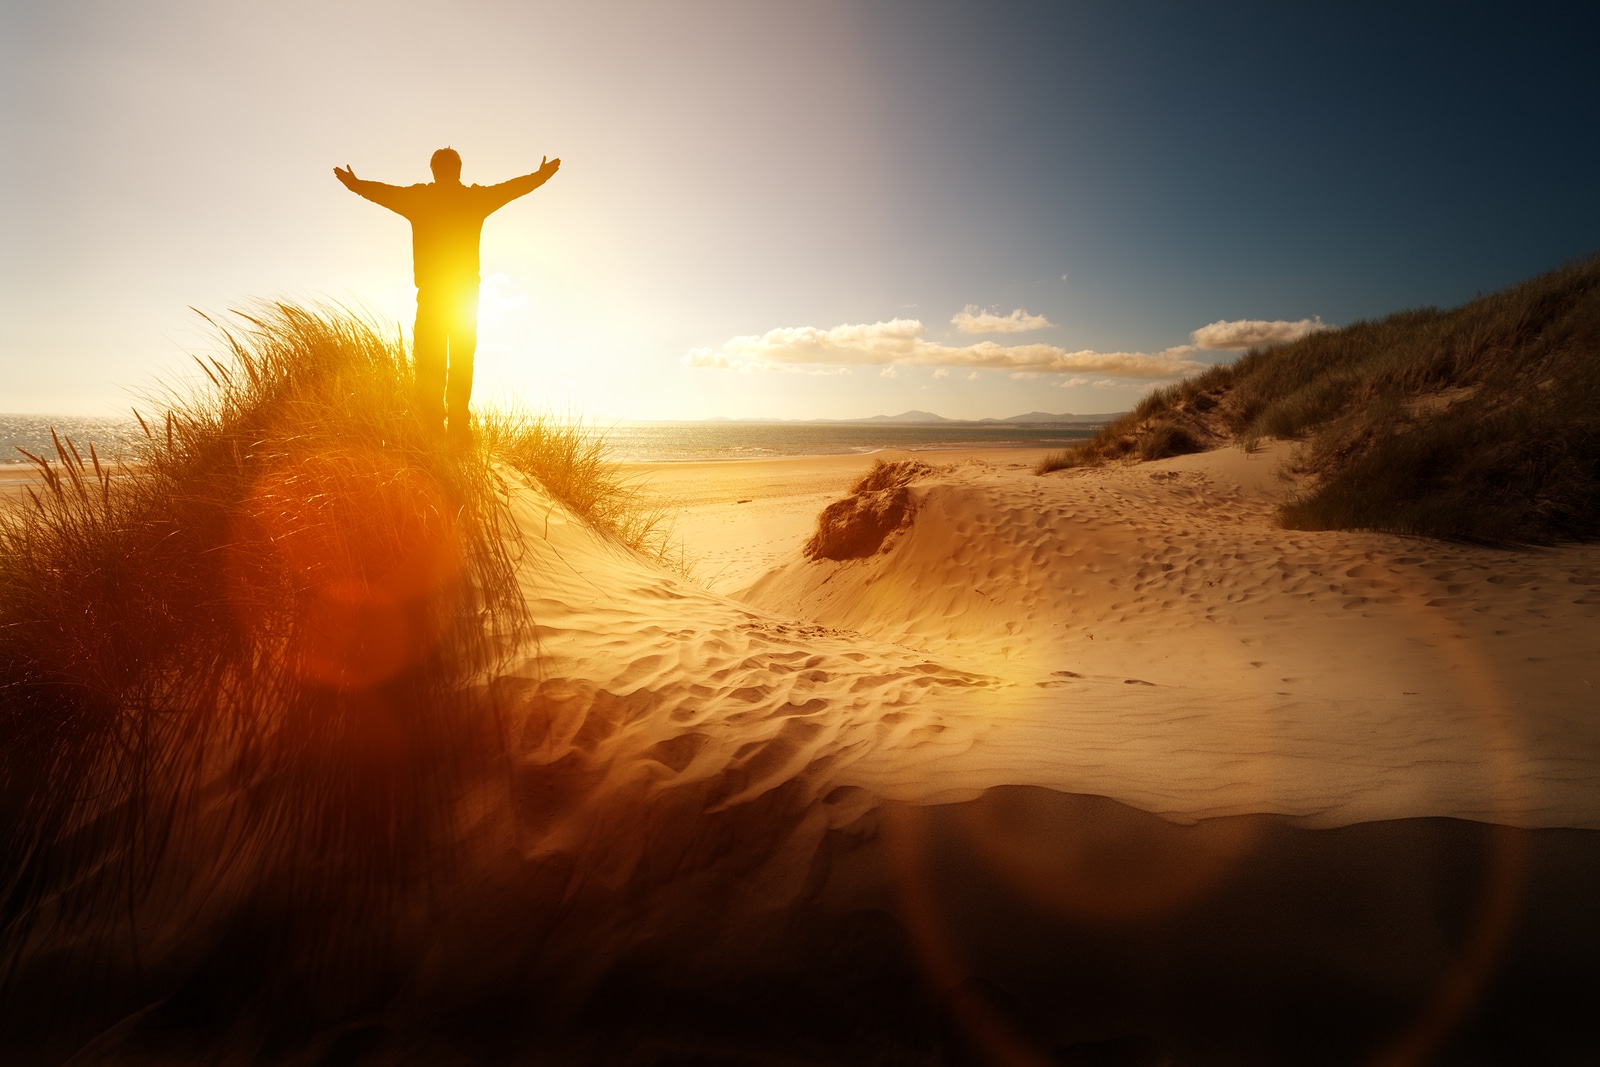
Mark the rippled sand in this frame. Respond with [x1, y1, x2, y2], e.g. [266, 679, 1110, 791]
[16, 442, 1600, 1064]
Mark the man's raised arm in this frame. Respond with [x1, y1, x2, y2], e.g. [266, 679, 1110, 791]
[333, 165, 414, 215]
[482, 156, 562, 213]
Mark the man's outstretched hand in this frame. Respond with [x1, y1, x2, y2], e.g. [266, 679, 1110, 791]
[333, 164, 359, 189]
[537, 155, 561, 180]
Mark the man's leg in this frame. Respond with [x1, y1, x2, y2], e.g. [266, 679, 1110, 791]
[444, 284, 480, 439]
[413, 291, 447, 433]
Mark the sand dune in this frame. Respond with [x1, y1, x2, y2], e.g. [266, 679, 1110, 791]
[11, 443, 1600, 1064]
[618, 452, 904, 593]
[457, 445, 1600, 1060]
[686, 444, 1600, 830]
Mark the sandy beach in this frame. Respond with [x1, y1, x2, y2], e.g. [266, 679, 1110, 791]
[620, 447, 1049, 594]
[558, 443, 1600, 829]
[14, 439, 1596, 826]
[0, 464, 39, 506]
[9, 440, 1600, 1062]
[444, 440, 1600, 1060]
[7, 5, 1599, 1056]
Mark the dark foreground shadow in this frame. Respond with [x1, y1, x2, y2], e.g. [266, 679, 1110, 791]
[5, 788, 1598, 1066]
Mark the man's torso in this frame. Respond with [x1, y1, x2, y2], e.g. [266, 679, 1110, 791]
[393, 183, 499, 290]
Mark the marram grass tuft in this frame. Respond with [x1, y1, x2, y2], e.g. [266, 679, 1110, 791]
[1037, 256, 1600, 544]
[0, 302, 667, 1005]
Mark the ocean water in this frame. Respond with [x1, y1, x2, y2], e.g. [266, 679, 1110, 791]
[0, 414, 144, 465]
[0, 414, 1094, 465]
[598, 422, 1096, 462]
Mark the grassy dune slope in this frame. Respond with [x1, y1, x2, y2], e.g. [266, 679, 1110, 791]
[1039, 257, 1600, 544]
[0, 304, 661, 989]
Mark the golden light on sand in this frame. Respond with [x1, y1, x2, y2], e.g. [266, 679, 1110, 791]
[704, 442, 1584, 1063]
[6, 255, 1600, 1060]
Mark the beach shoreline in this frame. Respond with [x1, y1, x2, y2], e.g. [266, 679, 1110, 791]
[620, 446, 1058, 592]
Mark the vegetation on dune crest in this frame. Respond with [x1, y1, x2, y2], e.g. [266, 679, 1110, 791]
[805, 459, 936, 560]
[0, 303, 666, 999]
[1037, 256, 1600, 544]
[480, 407, 678, 564]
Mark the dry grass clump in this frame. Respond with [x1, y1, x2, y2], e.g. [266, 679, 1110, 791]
[1035, 363, 1233, 474]
[0, 302, 664, 1016]
[805, 459, 935, 560]
[479, 409, 678, 566]
[1039, 256, 1600, 543]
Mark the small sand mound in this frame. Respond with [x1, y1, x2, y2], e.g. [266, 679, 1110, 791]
[804, 459, 935, 560]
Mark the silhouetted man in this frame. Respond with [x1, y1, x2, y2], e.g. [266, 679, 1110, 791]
[335, 148, 560, 438]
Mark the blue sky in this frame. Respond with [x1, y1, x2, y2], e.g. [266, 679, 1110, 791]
[2, 0, 1596, 419]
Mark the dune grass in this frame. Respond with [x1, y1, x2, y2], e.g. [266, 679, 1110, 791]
[804, 459, 935, 560]
[1037, 256, 1600, 544]
[0, 302, 668, 989]
[1033, 362, 1232, 475]
[479, 407, 679, 565]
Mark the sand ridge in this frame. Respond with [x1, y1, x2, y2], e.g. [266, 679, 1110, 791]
[13, 443, 1591, 829]
[486, 465, 1002, 862]
[10, 448, 1600, 1063]
[619, 448, 1051, 593]
[711, 444, 1600, 828]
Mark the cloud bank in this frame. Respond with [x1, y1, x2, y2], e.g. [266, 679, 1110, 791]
[1191, 316, 1330, 350]
[687, 318, 1204, 379]
[950, 305, 1053, 333]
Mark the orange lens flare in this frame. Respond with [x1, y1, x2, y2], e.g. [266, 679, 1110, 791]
[229, 446, 465, 690]
[947, 788, 1260, 924]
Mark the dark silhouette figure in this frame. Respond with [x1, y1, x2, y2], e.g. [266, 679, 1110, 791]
[335, 148, 560, 437]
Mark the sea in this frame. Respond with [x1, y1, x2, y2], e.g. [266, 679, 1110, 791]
[0, 414, 1096, 466]
[598, 422, 1096, 462]
[0, 414, 146, 465]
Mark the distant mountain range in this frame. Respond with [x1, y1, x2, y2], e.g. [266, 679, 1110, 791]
[692, 410, 1123, 427]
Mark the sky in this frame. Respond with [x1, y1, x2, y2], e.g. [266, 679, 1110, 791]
[3, 0, 1598, 421]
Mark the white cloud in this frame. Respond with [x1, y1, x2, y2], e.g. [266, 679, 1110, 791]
[880, 365, 899, 378]
[1055, 377, 1090, 388]
[966, 371, 980, 381]
[685, 347, 729, 369]
[951, 305, 1053, 334]
[688, 318, 1204, 380]
[1191, 316, 1330, 350]
[932, 368, 950, 379]
[1010, 371, 1039, 380]
[685, 345, 850, 375]
[1092, 379, 1121, 389]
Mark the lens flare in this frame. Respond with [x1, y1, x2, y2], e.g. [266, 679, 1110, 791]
[230, 446, 465, 690]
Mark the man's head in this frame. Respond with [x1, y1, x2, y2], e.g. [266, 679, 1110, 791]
[430, 148, 462, 184]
